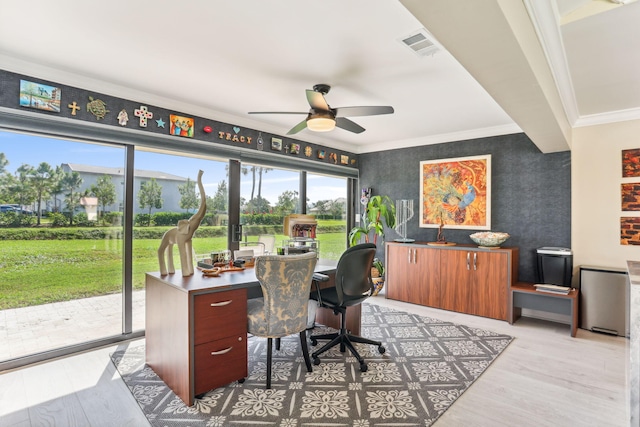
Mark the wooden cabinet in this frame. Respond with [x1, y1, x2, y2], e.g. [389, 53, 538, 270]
[385, 244, 440, 307]
[145, 273, 247, 406]
[193, 290, 247, 396]
[386, 243, 517, 321]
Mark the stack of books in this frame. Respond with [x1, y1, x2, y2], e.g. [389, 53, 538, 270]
[534, 284, 572, 295]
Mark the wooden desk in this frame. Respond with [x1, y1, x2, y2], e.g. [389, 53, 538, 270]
[145, 263, 346, 406]
[510, 282, 579, 337]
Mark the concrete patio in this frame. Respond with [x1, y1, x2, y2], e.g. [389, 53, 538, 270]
[0, 291, 146, 361]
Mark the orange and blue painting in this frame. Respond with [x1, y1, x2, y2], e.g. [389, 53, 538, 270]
[420, 155, 491, 229]
[622, 149, 640, 177]
[169, 114, 194, 138]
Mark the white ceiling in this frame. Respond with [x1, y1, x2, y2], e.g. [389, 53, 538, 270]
[0, 0, 638, 154]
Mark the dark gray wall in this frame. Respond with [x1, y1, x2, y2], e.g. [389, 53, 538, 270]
[359, 133, 571, 283]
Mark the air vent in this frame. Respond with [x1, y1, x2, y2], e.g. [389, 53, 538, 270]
[399, 29, 439, 58]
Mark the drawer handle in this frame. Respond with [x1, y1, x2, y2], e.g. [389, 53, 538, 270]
[211, 347, 233, 356]
[210, 300, 233, 307]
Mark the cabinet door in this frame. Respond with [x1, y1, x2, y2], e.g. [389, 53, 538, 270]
[414, 247, 440, 307]
[439, 250, 473, 314]
[471, 251, 508, 320]
[386, 245, 414, 302]
[386, 245, 440, 307]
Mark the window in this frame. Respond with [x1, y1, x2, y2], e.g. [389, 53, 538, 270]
[0, 131, 126, 361]
[306, 173, 348, 260]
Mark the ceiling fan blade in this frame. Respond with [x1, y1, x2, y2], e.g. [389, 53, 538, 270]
[248, 111, 307, 115]
[306, 90, 330, 110]
[287, 118, 308, 135]
[334, 106, 394, 117]
[335, 117, 365, 134]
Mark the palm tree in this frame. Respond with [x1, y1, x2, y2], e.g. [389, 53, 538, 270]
[257, 167, 273, 200]
[60, 171, 83, 225]
[29, 162, 55, 225]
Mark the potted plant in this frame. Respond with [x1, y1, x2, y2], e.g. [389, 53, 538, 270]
[349, 194, 396, 295]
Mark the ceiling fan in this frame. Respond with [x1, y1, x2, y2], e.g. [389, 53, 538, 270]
[248, 84, 394, 135]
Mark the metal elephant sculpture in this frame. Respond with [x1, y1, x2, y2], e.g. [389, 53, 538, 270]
[158, 170, 206, 276]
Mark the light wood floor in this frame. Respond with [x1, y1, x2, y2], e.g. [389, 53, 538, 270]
[0, 296, 629, 427]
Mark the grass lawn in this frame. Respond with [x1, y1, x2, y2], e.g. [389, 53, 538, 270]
[0, 231, 347, 310]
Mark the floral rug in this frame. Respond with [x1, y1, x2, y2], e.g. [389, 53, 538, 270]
[111, 303, 513, 426]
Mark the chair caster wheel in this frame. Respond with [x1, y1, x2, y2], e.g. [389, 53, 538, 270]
[238, 378, 245, 384]
[313, 357, 321, 366]
[378, 346, 386, 354]
[311, 338, 317, 346]
[360, 363, 368, 372]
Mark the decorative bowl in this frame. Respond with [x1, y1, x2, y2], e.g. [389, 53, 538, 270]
[469, 232, 510, 247]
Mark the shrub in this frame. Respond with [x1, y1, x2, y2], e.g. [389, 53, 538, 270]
[49, 212, 69, 227]
[102, 211, 123, 226]
[152, 211, 192, 226]
[134, 214, 153, 227]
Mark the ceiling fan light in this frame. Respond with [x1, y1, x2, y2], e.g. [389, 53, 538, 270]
[307, 117, 335, 132]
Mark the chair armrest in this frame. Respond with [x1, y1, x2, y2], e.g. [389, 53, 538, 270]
[313, 273, 330, 282]
[311, 273, 330, 306]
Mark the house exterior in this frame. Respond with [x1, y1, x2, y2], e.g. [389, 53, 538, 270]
[61, 163, 188, 215]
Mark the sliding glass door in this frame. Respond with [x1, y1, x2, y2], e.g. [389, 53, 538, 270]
[0, 131, 127, 362]
[131, 149, 229, 330]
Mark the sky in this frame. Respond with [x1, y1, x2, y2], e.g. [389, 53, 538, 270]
[0, 130, 346, 205]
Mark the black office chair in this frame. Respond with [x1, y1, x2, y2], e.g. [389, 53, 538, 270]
[309, 243, 386, 372]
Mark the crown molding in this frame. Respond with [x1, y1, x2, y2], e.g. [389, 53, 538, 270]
[574, 107, 640, 127]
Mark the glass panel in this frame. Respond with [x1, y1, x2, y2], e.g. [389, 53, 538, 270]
[0, 131, 125, 361]
[240, 164, 300, 256]
[306, 173, 347, 261]
[132, 149, 228, 330]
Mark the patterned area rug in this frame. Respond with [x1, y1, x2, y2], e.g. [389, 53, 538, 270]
[111, 303, 513, 426]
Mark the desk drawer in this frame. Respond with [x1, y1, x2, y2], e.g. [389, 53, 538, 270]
[194, 334, 247, 395]
[194, 289, 247, 345]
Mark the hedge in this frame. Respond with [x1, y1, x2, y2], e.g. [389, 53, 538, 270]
[0, 223, 345, 240]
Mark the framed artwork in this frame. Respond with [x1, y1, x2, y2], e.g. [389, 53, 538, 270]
[271, 137, 282, 151]
[317, 149, 325, 159]
[621, 217, 640, 245]
[290, 143, 300, 154]
[623, 149, 640, 177]
[169, 114, 194, 137]
[19, 80, 61, 112]
[622, 183, 640, 211]
[420, 154, 491, 229]
[340, 155, 349, 165]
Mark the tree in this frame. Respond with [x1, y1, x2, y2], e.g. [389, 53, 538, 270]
[275, 190, 298, 215]
[328, 199, 345, 219]
[29, 162, 56, 225]
[60, 171, 83, 225]
[256, 167, 273, 199]
[49, 165, 66, 212]
[178, 177, 198, 213]
[313, 200, 330, 216]
[211, 180, 228, 213]
[138, 178, 163, 226]
[90, 174, 117, 223]
[245, 196, 271, 214]
[8, 164, 37, 210]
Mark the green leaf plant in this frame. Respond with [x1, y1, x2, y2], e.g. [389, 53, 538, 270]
[348, 194, 396, 248]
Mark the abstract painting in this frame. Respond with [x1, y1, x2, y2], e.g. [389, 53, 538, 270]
[420, 155, 491, 229]
[621, 217, 640, 245]
[623, 149, 640, 177]
[622, 183, 640, 211]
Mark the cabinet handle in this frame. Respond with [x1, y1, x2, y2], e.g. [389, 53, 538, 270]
[466, 252, 470, 270]
[473, 252, 477, 271]
[413, 248, 417, 264]
[210, 300, 233, 307]
[211, 347, 233, 356]
[408, 249, 412, 264]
